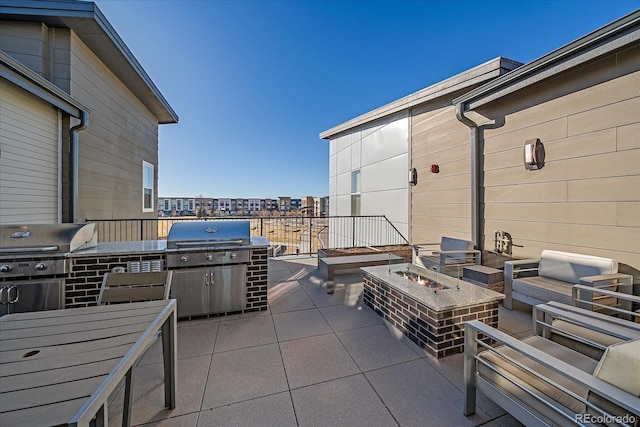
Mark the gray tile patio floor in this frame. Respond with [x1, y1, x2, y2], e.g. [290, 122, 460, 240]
[108, 256, 533, 426]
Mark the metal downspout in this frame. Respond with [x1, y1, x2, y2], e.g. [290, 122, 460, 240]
[69, 111, 88, 223]
[455, 103, 481, 249]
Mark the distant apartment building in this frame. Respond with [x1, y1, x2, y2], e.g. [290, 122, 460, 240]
[159, 196, 318, 217]
[301, 196, 328, 216]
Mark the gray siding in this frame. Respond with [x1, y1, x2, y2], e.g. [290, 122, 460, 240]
[477, 44, 640, 268]
[410, 99, 472, 245]
[1, 81, 60, 223]
[69, 33, 159, 221]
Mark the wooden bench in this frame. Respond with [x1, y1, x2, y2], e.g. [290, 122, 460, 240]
[318, 253, 405, 293]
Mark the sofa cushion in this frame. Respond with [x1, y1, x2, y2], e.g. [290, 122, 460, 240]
[586, 339, 640, 426]
[538, 250, 617, 284]
[594, 338, 640, 397]
[550, 319, 626, 360]
[513, 276, 574, 305]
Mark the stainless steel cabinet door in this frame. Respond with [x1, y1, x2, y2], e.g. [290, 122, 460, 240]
[171, 268, 209, 318]
[0, 279, 63, 316]
[210, 265, 246, 314]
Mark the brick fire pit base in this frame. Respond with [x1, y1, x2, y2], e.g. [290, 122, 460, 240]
[362, 264, 504, 358]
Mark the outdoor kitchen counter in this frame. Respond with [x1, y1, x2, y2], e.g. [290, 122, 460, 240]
[68, 240, 167, 257]
[361, 263, 504, 311]
[69, 236, 269, 258]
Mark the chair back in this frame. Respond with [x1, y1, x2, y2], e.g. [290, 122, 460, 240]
[97, 270, 173, 305]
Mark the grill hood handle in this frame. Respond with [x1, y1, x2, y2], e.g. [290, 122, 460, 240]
[0, 246, 59, 254]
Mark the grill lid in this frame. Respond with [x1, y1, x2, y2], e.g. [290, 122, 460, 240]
[166, 221, 250, 249]
[0, 223, 97, 255]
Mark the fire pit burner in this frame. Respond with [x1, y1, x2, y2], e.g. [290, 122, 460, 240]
[395, 270, 450, 291]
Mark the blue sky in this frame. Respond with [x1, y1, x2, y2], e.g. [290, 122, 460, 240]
[94, 0, 639, 199]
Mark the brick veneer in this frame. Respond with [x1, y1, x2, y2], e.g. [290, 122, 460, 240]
[66, 247, 269, 313]
[66, 254, 165, 308]
[363, 273, 499, 358]
[246, 246, 268, 312]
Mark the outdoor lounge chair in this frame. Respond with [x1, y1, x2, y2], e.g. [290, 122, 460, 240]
[414, 236, 480, 277]
[98, 270, 173, 426]
[533, 286, 640, 359]
[464, 318, 640, 426]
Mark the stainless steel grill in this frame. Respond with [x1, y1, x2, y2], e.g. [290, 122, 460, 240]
[0, 223, 97, 315]
[0, 223, 96, 277]
[165, 221, 251, 317]
[166, 221, 251, 268]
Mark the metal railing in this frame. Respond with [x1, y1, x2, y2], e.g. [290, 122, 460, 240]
[86, 215, 409, 256]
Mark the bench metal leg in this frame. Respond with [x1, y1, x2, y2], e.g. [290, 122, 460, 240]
[122, 367, 133, 427]
[463, 324, 478, 416]
[162, 311, 177, 409]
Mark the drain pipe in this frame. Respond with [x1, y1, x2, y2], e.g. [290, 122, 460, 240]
[69, 111, 89, 223]
[455, 103, 482, 249]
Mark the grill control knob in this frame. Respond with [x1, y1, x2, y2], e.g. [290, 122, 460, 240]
[0, 264, 13, 273]
[35, 262, 48, 271]
[205, 254, 214, 261]
[180, 255, 189, 263]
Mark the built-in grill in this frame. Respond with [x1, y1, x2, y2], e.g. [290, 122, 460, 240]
[166, 221, 251, 318]
[0, 223, 97, 315]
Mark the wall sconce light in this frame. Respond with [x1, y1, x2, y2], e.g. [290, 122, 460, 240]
[430, 164, 439, 174]
[524, 138, 545, 170]
[409, 168, 418, 185]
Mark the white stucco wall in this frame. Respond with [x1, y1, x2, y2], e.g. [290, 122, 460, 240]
[329, 111, 409, 247]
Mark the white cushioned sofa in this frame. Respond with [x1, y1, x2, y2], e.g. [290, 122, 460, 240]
[504, 250, 633, 311]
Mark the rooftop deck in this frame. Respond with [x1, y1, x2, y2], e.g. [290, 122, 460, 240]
[107, 256, 531, 426]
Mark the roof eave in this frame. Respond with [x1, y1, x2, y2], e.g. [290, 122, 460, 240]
[0, 0, 178, 124]
[453, 9, 640, 111]
[1, 49, 90, 118]
[319, 56, 522, 140]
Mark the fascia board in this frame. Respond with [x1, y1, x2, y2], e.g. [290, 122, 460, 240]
[319, 56, 521, 140]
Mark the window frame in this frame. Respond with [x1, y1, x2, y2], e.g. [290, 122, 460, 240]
[142, 161, 154, 213]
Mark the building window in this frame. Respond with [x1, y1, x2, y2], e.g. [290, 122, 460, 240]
[351, 170, 361, 193]
[163, 199, 170, 211]
[142, 161, 154, 212]
[351, 169, 361, 216]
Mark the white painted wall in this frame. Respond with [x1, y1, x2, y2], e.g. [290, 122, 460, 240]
[328, 111, 409, 247]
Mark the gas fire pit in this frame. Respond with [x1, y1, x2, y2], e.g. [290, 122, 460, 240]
[395, 270, 449, 291]
[362, 263, 504, 358]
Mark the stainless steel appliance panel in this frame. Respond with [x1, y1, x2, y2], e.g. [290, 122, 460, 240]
[210, 265, 246, 314]
[166, 249, 250, 268]
[170, 268, 210, 318]
[0, 278, 64, 316]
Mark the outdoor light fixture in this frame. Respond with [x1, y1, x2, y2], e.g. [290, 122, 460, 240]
[430, 164, 440, 174]
[524, 138, 545, 170]
[409, 168, 418, 185]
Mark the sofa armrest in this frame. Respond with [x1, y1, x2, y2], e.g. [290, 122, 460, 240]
[579, 273, 633, 290]
[533, 302, 640, 355]
[503, 259, 540, 310]
[572, 283, 639, 321]
[439, 249, 481, 264]
[464, 320, 640, 420]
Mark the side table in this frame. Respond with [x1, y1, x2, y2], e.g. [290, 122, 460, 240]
[463, 265, 504, 293]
